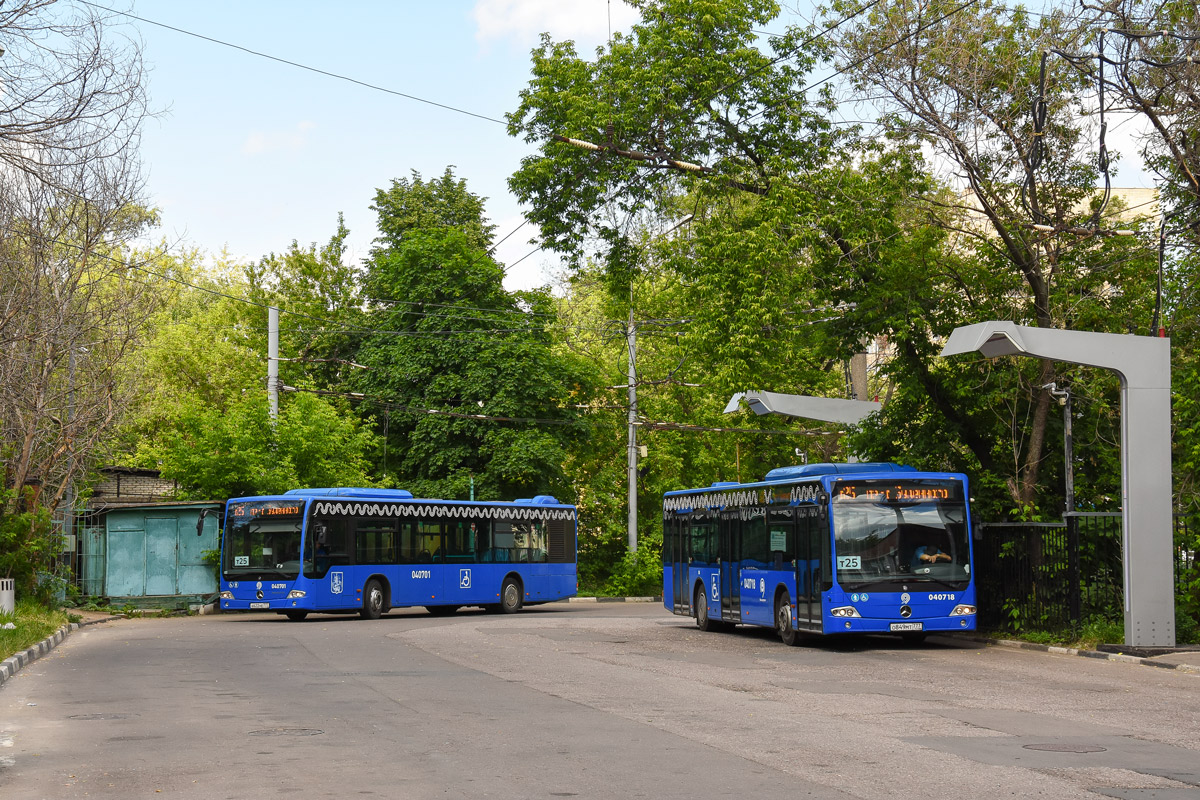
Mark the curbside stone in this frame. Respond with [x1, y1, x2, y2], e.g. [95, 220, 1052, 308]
[568, 596, 663, 603]
[965, 635, 1200, 675]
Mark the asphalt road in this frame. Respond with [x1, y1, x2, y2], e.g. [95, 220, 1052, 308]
[1, 603, 1198, 799]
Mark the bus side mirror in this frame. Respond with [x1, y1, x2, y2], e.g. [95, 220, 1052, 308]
[196, 508, 211, 537]
[816, 495, 829, 521]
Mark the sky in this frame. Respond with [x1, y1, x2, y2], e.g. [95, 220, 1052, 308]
[128, 0, 641, 291]
[123, 1, 1153, 292]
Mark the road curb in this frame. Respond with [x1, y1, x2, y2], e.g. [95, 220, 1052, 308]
[0, 615, 119, 688]
[568, 596, 662, 603]
[968, 635, 1200, 675]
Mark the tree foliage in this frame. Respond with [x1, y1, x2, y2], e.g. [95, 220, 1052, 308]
[1, 1, 153, 521]
[354, 169, 600, 501]
[506, 0, 1169, 525]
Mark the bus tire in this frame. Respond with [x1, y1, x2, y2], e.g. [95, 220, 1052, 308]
[425, 605, 458, 616]
[694, 584, 716, 632]
[285, 610, 308, 622]
[500, 577, 523, 614]
[360, 579, 385, 620]
[776, 592, 800, 646]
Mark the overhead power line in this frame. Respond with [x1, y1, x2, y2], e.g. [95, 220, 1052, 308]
[286, 386, 830, 436]
[81, 1, 507, 126]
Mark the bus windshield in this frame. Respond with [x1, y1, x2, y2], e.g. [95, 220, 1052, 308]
[224, 500, 305, 580]
[830, 479, 970, 589]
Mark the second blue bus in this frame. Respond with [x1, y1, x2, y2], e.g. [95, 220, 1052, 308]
[662, 462, 977, 644]
[219, 488, 577, 620]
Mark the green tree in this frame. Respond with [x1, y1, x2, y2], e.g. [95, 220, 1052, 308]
[246, 215, 367, 393]
[355, 169, 599, 501]
[822, 0, 1160, 515]
[120, 226, 381, 501]
[154, 392, 379, 500]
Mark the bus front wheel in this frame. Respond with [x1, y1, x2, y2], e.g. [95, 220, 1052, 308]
[285, 610, 308, 622]
[360, 579, 385, 620]
[775, 592, 800, 647]
[694, 585, 717, 632]
[500, 578, 523, 614]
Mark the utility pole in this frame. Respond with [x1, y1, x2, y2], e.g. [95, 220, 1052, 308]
[626, 308, 638, 553]
[268, 306, 279, 420]
[1045, 383, 1074, 514]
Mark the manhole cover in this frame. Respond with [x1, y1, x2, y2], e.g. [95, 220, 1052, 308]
[247, 728, 324, 737]
[1023, 743, 1107, 753]
[67, 713, 136, 720]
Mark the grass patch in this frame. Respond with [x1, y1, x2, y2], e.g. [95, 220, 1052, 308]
[0, 598, 68, 662]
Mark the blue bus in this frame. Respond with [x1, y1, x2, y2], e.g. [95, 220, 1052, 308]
[219, 488, 577, 620]
[662, 463, 976, 644]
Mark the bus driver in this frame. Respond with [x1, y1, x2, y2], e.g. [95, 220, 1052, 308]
[913, 544, 951, 568]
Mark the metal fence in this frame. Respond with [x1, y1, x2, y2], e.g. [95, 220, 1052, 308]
[975, 513, 1197, 632]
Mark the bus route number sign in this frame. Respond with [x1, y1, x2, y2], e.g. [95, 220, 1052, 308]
[837, 555, 861, 570]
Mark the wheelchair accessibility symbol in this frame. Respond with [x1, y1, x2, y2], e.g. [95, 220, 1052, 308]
[460, 569, 471, 589]
[710, 574, 719, 602]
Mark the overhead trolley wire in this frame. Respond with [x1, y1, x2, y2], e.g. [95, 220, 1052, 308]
[81, 1, 508, 126]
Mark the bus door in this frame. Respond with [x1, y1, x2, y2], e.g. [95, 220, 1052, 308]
[687, 511, 711, 614]
[767, 508, 794, 620]
[796, 506, 822, 629]
[393, 520, 443, 606]
[669, 514, 688, 613]
[719, 511, 740, 623]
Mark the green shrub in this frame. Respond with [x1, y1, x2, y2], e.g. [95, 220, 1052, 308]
[602, 537, 663, 597]
[1176, 599, 1200, 645]
[0, 489, 57, 599]
[0, 598, 68, 662]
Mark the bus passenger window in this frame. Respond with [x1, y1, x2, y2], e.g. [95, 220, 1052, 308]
[443, 521, 474, 561]
[493, 522, 515, 562]
[398, 521, 421, 563]
[305, 519, 348, 578]
[528, 521, 548, 563]
[741, 512, 768, 568]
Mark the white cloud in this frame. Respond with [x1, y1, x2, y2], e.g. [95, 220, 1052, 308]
[472, 0, 640, 49]
[241, 120, 316, 156]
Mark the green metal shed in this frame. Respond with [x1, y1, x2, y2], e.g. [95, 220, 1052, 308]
[80, 502, 222, 604]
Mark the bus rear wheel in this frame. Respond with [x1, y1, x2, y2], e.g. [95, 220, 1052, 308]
[500, 578, 523, 614]
[284, 610, 308, 622]
[694, 585, 717, 632]
[360, 579, 385, 620]
[775, 592, 800, 646]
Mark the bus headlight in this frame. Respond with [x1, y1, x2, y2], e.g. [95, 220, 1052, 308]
[949, 604, 976, 616]
[830, 606, 861, 618]
[219, 591, 233, 599]
[287, 590, 306, 598]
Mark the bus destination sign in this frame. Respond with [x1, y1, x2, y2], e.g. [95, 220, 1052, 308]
[834, 481, 960, 502]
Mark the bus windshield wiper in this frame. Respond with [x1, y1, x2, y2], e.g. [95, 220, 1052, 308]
[845, 578, 908, 591]
[912, 576, 966, 590]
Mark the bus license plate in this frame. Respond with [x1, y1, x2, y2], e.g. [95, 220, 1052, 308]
[249, 602, 269, 609]
[890, 622, 923, 632]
